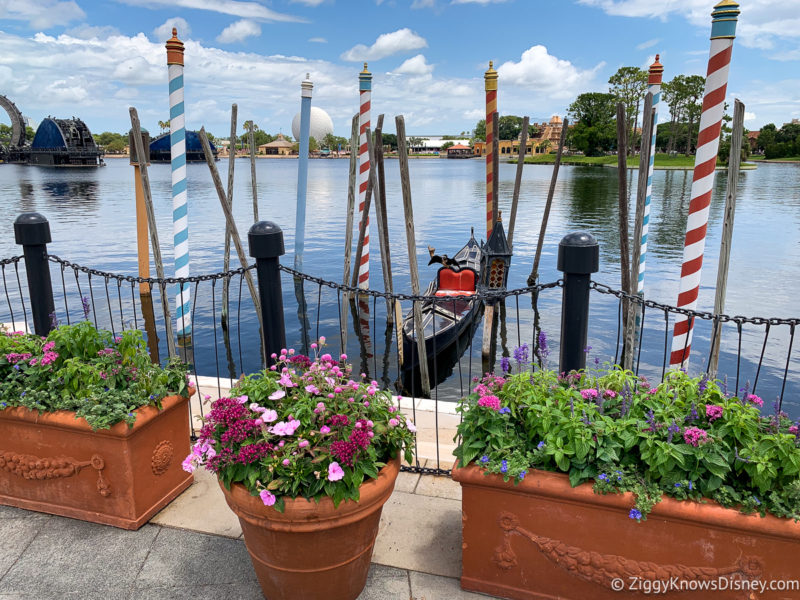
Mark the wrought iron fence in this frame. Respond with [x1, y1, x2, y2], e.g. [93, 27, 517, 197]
[2, 212, 799, 475]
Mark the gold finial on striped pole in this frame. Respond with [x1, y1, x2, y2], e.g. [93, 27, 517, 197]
[166, 28, 184, 66]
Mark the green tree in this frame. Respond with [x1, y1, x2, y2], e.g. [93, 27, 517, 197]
[381, 133, 397, 151]
[567, 92, 617, 156]
[106, 138, 127, 153]
[25, 126, 35, 142]
[158, 120, 170, 134]
[473, 119, 486, 142]
[407, 136, 425, 151]
[757, 123, 777, 152]
[0, 123, 12, 143]
[322, 132, 337, 151]
[681, 75, 705, 155]
[608, 66, 648, 153]
[441, 141, 454, 151]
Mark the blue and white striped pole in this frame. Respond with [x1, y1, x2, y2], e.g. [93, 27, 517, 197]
[166, 28, 191, 340]
[638, 54, 663, 295]
[294, 74, 312, 273]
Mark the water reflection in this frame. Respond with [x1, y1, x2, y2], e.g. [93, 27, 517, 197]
[41, 180, 99, 208]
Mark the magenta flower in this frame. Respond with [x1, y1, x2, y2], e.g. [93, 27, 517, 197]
[478, 395, 501, 410]
[580, 389, 598, 400]
[684, 427, 709, 447]
[706, 405, 724, 421]
[259, 489, 276, 506]
[648, 388, 658, 395]
[181, 455, 196, 473]
[320, 425, 331, 434]
[746, 394, 764, 408]
[328, 461, 345, 481]
[389, 418, 399, 427]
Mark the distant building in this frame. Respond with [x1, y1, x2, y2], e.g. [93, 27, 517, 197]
[407, 136, 471, 153]
[149, 131, 216, 162]
[446, 144, 473, 159]
[473, 115, 567, 157]
[747, 130, 760, 152]
[29, 117, 104, 166]
[259, 134, 294, 156]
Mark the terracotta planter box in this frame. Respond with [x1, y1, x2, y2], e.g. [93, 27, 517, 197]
[219, 456, 400, 600]
[453, 463, 800, 600]
[0, 394, 193, 529]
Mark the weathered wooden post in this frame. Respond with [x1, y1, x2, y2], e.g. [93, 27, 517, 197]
[396, 115, 431, 398]
[507, 115, 529, 249]
[709, 98, 745, 374]
[129, 128, 151, 295]
[294, 74, 313, 273]
[222, 103, 237, 329]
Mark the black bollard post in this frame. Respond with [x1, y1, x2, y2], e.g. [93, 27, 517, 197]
[248, 221, 286, 367]
[558, 232, 599, 374]
[14, 213, 56, 336]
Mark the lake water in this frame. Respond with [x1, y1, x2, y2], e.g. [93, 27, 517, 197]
[1, 157, 798, 411]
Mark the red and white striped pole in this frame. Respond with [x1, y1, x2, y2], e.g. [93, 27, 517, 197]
[357, 64, 374, 365]
[484, 61, 498, 240]
[357, 63, 372, 290]
[670, 0, 740, 369]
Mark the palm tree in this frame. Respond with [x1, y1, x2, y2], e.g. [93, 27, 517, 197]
[158, 120, 170, 134]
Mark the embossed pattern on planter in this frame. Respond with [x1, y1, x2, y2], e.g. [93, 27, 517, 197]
[0, 450, 111, 496]
[493, 511, 763, 590]
[150, 441, 174, 476]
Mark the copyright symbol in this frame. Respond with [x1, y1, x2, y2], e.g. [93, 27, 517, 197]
[611, 578, 625, 591]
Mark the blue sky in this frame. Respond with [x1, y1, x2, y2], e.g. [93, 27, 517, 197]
[1, 0, 799, 138]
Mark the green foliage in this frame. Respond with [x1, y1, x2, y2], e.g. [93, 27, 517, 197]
[189, 343, 416, 510]
[761, 122, 800, 159]
[567, 92, 617, 156]
[608, 66, 647, 150]
[455, 366, 800, 522]
[0, 322, 188, 430]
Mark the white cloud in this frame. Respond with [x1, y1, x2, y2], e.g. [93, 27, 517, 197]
[1, 0, 85, 29]
[217, 19, 261, 43]
[66, 24, 121, 40]
[412, 0, 436, 6]
[391, 54, 433, 76]
[340, 28, 427, 62]
[636, 38, 659, 50]
[496, 45, 603, 100]
[463, 108, 483, 120]
[291, 0, 325, 4]
[115, 0, 306, 22]
[578, 0, 800, 52]
[770, 48, 800, 61]
[153, 18, 191, 42]
[744, 111, 756, 121]
[308, 37, 327, 43]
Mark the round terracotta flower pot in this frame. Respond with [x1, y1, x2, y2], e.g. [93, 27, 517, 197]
[219, 455, 400, 600]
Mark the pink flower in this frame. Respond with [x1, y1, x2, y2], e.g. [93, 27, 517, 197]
[706, 405, 724, 421]
[340, 354, 347, 361]
[181, 455, 196, 473]
[747, 394, 764, 408]
[389, 418, 399, 427]
[648, 388, 658, 395]
[262, 409, 278, 423]
[684, 427, 709, 447]
[478, 395, 501, 410]
[299, 440, 309, 448]
[282, 458, 290, 466]
[604, 390, 617, 398]
[579, 389, 598, 400]
[407, 420, 416, 433]
[320, 425, 331, 434]
[269, 390, 286, 400]
[236, 395, 249, 404]
[789, 425, 798, 435]
[259, 489, 276, 506]
[271, 419, 301, 436]
[305, 384, 320, 395]
[328, 462, 345, 481]
[278, 372, 295, 387]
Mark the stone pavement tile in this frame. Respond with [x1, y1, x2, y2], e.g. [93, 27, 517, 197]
[129, 583, 264, 600]
[0, 517, 159, 599]
[372, 490, 462, 579]
[394, 470, 421, 494]
[0, 516, 49, 580]
[357, 564, 411, 600]
[151, 467, 242, 539]
[410, 572, 501, 600]
[414, 473, 462, 501]
[134, 527, 256, 588]
[0, 506, 49, 520]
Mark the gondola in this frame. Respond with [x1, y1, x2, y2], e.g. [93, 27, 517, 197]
[400, 231, 484, 382]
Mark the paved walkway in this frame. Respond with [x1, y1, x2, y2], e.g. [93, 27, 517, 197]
[0, 378, 500, 599]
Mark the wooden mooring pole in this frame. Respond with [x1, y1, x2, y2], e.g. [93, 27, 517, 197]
[129, 107, 176, 358]
[222, 104, 238, 329]
[248, 122, 258, 222]
[507, 116, 529, 249]
[709, 99, 745, 375]
[372, 115, 395, 323]
[626, 93, 655, 370]
[396, 115, 431, 398]
[528, 118, 568, 286]
[341, 114, 359, 349]
[615, 103, 633, 367]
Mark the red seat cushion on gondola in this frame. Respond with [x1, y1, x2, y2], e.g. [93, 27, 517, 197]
[436, 268, 476, 297]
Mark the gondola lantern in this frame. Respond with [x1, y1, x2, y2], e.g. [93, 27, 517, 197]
[480, 213, 512, 295]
